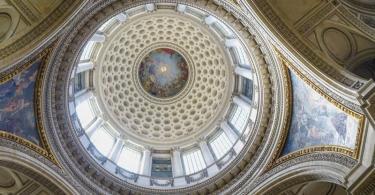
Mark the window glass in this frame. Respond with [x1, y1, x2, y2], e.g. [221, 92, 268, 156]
[117, 147, 142, 173]
[90, 126, 115, 156]
[76, 99, 95, 128]
[229, 105, 250, 133]
[210, 132, 232, 159]
[80, 41, 95, 61]
[182, 149, 206, 175]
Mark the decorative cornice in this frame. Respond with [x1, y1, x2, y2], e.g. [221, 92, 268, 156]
[354, 170, 375, 195]
[336, 4, 375, 41]
[248, 0, 365, 89]
[0, 160, 65, 194]
[0, 0, 83, 70]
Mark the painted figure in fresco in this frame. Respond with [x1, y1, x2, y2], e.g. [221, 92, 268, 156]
[139, 48, 189, 98]
[0, 99, 31, 114]
[331, 113, 348, 141]
[282, 72, 359, 155]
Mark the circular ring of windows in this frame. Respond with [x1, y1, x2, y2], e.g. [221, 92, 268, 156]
[68, 2, 258, 189]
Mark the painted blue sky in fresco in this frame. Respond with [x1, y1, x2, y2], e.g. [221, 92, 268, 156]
[0, 61, 41, 145]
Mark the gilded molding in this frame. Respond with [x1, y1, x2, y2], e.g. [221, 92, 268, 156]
[0, 45, 59, 166]
[265, 50, 292, 171]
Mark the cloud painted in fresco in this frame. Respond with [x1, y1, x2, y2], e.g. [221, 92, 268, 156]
[0, 61, 41, 145]
[282, 71, 359, 155]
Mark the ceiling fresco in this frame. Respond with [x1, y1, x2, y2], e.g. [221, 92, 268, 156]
[138, 48, 189, 98]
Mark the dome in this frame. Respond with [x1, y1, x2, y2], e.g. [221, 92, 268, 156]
[67, 2, 260, 189]
[91, 10, 234, 148]
[1, 0, 374, 194]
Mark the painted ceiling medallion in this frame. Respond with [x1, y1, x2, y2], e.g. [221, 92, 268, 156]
[138, 48, 189, 98]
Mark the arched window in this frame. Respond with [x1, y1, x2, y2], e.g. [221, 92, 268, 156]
[90, 126, 116, 156]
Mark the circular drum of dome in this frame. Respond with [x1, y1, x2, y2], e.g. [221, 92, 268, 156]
[45, 1, 278, 194]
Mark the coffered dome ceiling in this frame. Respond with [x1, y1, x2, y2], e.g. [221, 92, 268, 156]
[95, 10, 233, 147]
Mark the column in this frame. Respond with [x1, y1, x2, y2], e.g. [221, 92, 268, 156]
[198, 139, 215, 165]
[85, 118, 103, 137]
[140, 148, 151, 176]
[172, 148, 184, 177]
[358, 81, 375, 127]
[177, 4, 187, 13]
[198, 139, 219, 174]
[91, 33, 105, 42]
[233, 96, 251, 110]
[220, 121, 239, 144]
[108, 139, 123, 162]
[77, 61, 94, 73]
[204, 15, 216, 25]
[225, 38, 240, 48]
[145, 3, 155, 12]
[75, 90, 93, 105]
[115, 13, 127, 22]
[235, 66, 252, 80]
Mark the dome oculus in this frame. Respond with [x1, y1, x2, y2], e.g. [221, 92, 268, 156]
[138, 48, 189, 98]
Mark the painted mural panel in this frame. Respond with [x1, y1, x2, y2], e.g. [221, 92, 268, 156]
[139, 48, 189, 98]
[282, 71, 359, 155]
[0, 61, 41, 145]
